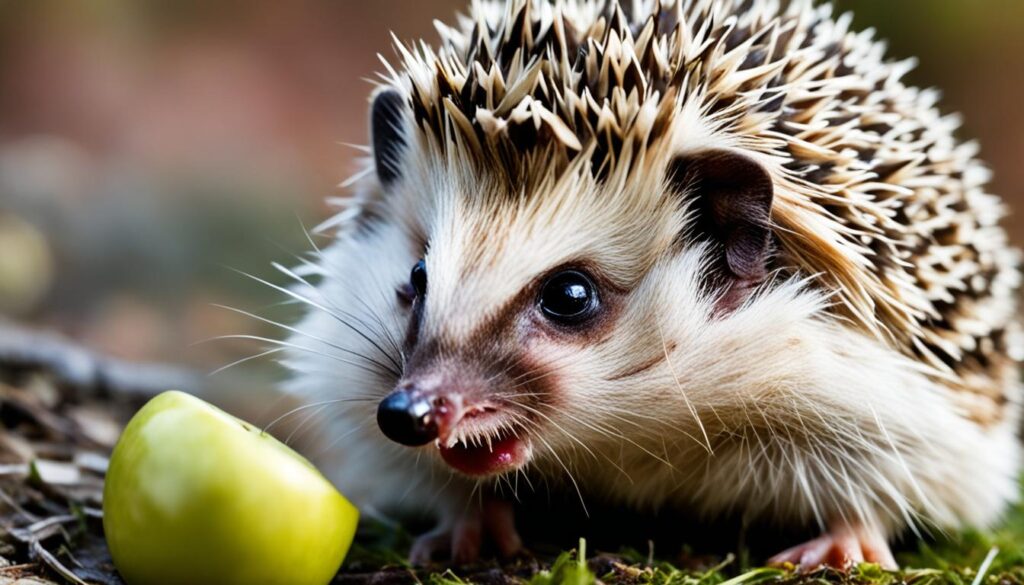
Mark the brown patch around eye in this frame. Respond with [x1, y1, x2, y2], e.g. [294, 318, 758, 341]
[409, 260, 627, 364]
[528, 263, 624, 346]
[460, 262, 624, 349]
[502, 352, 560, 409]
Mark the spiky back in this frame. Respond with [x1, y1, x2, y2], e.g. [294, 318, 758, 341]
[379, 0, 1021, 423]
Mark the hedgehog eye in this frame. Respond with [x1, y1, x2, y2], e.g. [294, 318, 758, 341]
[539, 270, 599, 325]
[410, 259, 427, 297]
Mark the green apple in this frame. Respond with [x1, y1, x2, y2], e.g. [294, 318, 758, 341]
[103, 391, 358, 585]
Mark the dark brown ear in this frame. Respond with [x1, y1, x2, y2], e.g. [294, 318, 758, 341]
[371, 89, 408, 186]
[669, 149, 774, 286]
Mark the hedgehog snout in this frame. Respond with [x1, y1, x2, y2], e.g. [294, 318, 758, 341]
[376, 375, 472, 446]
[376, 384, 440, 446]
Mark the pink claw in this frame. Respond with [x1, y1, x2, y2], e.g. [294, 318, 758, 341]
[768, 523, 897, 571]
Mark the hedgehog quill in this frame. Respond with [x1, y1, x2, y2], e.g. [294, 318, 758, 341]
[280, 0, 1022, 570]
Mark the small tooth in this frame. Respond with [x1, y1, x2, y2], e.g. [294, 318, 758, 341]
[486, 435, 493, 452]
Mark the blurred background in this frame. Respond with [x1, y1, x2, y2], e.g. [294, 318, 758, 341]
[0, 0, 1022, 399]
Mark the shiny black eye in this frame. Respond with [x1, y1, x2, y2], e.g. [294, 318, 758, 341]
[539, 270, 599, 325]
[410, 259, 427, 297]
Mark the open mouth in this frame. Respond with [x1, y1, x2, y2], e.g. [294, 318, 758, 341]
[435, 408, 531, 477]
[438, 432, 530, 476]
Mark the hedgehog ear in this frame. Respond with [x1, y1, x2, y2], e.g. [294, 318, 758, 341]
[669, 149, 774, 286]
[371, 89, 409, 187]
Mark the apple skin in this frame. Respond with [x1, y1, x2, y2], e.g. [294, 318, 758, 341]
[103, 391, 358, 585]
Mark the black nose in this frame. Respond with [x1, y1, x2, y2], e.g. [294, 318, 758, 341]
[376, 389, 437, 446]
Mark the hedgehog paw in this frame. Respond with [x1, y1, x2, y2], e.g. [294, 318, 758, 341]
[481, 499, 522, 558]
[409, 513, 481, 566]
[409, 524, 448, 566]
[409, 499, 521, 565]
[768, 523, 896, 571]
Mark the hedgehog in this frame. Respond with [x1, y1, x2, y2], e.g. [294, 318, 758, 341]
[277, 0, 1023, 569]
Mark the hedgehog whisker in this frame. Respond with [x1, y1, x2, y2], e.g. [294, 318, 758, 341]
[260, 228, 405, 370]
[294, 221, 408, 368]
[279, 248, 406, 370]
[270, 262, 404, 374]
[659, 324, 713, 455]
[262, 397, 377, 435]
[510, 401, 606, 467]
[532, 432, 588, 517]
[204, 334, 393, 380]
[505, 357, 579, 391]
[286, 367, 395, 390]
[355, 291, 406, 365]
[229, 266, 403, 375]
[212, 303, 401, 378]
[541, 402, 675, 473]
[505, 352, 578, 385]
[284, 403, 332, 446]
[209, 347, 286, 376]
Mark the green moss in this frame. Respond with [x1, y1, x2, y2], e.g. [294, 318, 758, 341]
[346, 478, 1024, 585]
[528, 539, 596, 585]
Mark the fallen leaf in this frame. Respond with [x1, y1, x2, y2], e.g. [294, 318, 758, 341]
[29, 461, 80, 487]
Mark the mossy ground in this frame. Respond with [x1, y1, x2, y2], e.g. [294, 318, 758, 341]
[342, 478, 1024, 584]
